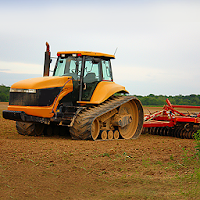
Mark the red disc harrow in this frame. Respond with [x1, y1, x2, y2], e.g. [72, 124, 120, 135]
[143, 99, 200, 139]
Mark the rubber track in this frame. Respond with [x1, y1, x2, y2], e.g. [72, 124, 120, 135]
[69, 95, 142, 140]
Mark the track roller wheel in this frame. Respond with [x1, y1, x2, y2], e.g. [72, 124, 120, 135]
[16, 121, 44, 136]
[114, 130, 119, 139]
[108, 130, 113, 140]
[101, 130, 107, 140]
[118, 101, 138, 139]
[91, 119, 100, 140]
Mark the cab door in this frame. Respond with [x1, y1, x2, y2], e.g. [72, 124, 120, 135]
[81, 57, 101, 101]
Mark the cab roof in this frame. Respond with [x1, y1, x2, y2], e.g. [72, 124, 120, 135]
[57, 51, 115, 59]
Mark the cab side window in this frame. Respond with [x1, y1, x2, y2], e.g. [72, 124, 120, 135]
[102, 60, 112, 81]
[84, 60, 100, 83]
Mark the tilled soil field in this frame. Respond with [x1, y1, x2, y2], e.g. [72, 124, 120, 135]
[0, 102, 199, 200]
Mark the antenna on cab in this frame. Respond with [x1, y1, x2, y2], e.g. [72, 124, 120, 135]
[114, 47, 118, 56]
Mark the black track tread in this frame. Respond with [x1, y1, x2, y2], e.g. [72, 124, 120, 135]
[69, 96, 143, 140]
[16, 121, 44, 136]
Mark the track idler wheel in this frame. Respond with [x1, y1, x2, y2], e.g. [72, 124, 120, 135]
[118, 100, 143, 139]
[16, 121, 44, 136]
[91, 119, 100, 140]
[108, 130, 114, 140]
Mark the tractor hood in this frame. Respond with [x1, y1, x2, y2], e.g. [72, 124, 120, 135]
[11, 76, 72, 90]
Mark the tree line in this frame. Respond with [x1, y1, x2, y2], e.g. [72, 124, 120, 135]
[0, 85, 10, 102]
[135, 94, 200, 106]
[0, 84, 200, 106]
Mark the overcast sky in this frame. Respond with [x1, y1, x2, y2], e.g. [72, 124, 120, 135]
[0, 0, 200, 96]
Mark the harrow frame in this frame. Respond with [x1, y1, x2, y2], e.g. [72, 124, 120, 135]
[143, 99, 200, 139]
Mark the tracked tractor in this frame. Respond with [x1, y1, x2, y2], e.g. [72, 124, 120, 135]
[3, 43, 143, 140]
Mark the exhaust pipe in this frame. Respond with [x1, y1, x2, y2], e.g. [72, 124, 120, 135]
[43, 42, 51, 76]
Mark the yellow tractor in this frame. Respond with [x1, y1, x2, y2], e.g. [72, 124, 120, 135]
[3, 43, 143, 140]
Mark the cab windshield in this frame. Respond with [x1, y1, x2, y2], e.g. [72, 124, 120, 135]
[53, 55, 113, 82]
[54, 56, 82, 80]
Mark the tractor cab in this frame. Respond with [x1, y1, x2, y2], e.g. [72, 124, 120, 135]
[53, 51, 115, 103]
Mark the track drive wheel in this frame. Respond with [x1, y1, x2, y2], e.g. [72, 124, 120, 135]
[118, 101, 138, 139]
[16, 121, 44, 136]
[91, 119, 100, 140]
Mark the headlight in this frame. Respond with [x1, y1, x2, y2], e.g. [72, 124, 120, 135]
[10, 88, 36, 93]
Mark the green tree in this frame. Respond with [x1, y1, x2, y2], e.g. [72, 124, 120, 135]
[0, 84, 10, 102]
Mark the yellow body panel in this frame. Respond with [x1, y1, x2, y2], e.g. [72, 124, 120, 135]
[57, 51, 115, 59]
[8, 76, 73, 118]
[11, 76, 72, 89]
[8, 105, 55, 118]
[78, 81, 129, 104]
